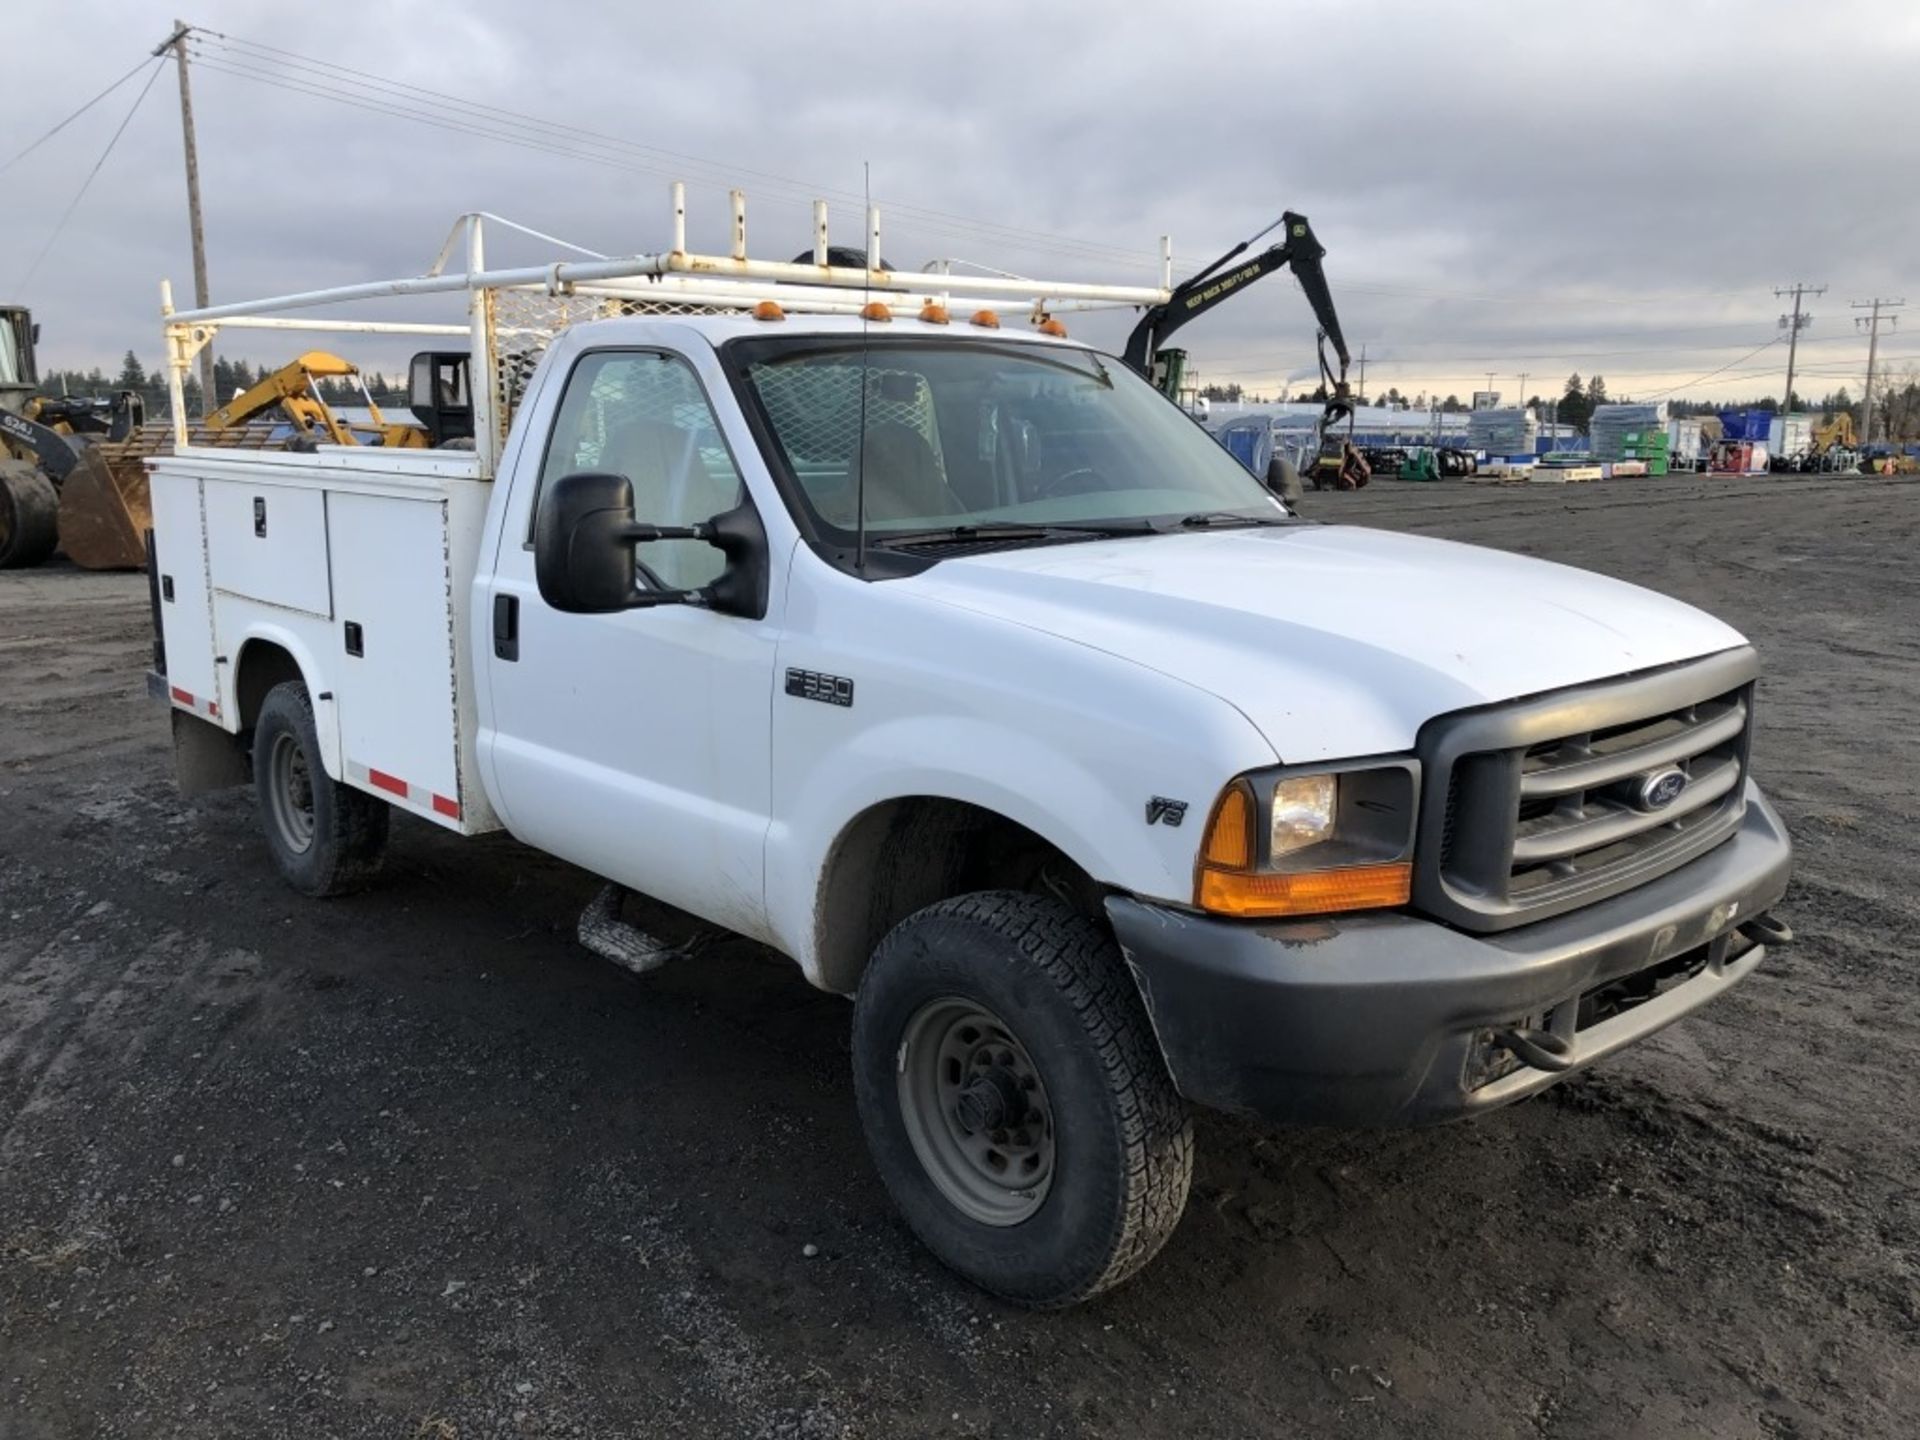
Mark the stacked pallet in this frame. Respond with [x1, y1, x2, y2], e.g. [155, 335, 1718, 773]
[1589, 403, 1669, 462]
[1466, 408, 1536, 457]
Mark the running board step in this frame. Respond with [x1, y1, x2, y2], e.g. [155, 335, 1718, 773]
[577, 883, 682, 976]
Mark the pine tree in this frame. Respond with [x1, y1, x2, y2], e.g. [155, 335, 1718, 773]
[1560, 373, 1592, 434]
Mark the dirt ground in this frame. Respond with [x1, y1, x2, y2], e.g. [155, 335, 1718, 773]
[2, 472, 1916, 1439]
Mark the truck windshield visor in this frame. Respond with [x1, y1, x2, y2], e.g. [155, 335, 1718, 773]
[731, 338, 1282, 537]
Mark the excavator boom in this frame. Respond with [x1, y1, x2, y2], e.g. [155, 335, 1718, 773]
[1121, 211, 1354, 423]
[206, 350, 426, 450]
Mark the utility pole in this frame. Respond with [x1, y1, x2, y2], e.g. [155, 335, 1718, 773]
[1517, 372, 1530, 414]
[1355, 344, 1367, 403]
[1853, 297, 1905, 444]
[1775, 283, 1824, 416]
[156, 21, 214, 415]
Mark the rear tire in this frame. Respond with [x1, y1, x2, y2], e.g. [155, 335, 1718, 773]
[0, 463, 60, 569]
[252, 681, 389, 897]
[852, 891, 1193, 1307]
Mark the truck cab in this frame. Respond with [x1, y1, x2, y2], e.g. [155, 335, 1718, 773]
[145, 203, 1793, 1307]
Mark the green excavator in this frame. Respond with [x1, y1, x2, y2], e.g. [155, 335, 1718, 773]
[1121, 211, 1367, 490]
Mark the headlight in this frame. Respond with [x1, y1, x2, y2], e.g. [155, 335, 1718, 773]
[1196, 761, 1418, 918]
[1270, 774, 1337, 857]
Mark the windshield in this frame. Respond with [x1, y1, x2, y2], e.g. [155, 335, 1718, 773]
[731, 338, 1283, 539]
[0, 317, 21, 387]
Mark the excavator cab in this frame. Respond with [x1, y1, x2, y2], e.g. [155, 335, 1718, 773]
[407, 351, 474, 448]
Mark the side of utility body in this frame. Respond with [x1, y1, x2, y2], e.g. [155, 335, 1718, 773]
[151, 307, 1792, 1307]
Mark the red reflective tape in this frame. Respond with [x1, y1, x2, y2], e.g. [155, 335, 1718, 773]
[431, 793, 461, 820]
[207, 702, 220, 718]
[170, 686, 193, 706]
[367, 768, 408, 798]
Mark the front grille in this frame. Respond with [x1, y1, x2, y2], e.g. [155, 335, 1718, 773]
[1414, 649, 1758, 933]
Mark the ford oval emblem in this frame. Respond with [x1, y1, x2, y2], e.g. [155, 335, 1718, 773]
[1637, 767, 1689, 811]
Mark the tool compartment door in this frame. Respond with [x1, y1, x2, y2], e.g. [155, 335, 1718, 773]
[204, 479, 332, 617]
[326, 489, 464, 825]
[148, 469, 219, 717]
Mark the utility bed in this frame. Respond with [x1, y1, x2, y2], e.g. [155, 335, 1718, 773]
[149, 445, 500, 834]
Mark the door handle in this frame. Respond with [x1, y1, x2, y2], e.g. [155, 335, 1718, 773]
[493, 593, 519, 661]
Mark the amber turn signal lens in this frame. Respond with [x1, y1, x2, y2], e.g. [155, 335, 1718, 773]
[1197, 862, 1412, 918]
[1199, 784, 1255, 870]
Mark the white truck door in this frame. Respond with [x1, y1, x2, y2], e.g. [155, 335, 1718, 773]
[482, 348, 777, 943]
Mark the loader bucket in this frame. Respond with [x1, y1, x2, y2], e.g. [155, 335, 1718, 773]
[55, 444, 152, 571]
[53, 421, 299, 569]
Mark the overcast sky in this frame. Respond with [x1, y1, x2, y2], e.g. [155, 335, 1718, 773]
[6, 0, 1915, 405]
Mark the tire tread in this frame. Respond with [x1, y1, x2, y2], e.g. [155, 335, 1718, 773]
[881, 891, 1193, 1305]
[254, 681, 389, 897]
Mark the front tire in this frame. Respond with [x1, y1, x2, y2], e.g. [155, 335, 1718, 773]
[252, 681, 389, 897]
[852, 892, 1193, 1306]
[0, 463, 60, 570]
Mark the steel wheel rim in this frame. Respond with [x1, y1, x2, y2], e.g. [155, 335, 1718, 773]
[897, 997, 1055, 1227]
[267, 730, 316, 855]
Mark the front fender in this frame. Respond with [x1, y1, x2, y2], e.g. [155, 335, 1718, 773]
[765, 709, 1270, 986]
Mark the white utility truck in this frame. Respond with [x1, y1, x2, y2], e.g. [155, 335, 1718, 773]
[146, 193, 1793, 1306]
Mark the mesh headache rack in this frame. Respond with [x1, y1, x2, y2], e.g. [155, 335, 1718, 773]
[159, 182, 1177, 477]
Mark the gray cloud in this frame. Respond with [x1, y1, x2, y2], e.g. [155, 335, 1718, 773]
[5, 0, 1914, 402]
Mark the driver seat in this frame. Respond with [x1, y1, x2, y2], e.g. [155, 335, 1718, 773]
[856, 422, 964, 521]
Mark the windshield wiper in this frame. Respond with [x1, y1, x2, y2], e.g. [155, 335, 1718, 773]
[1174, 510, 1292, 529]
[873, 520, 1152, 547]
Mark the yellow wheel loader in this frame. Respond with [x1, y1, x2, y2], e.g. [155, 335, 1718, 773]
[1, 306, 155, 570]
[1, 315, 468, 570]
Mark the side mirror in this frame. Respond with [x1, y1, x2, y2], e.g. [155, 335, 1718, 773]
[533, 471, 772, 620]
[535, 472, 671, 614]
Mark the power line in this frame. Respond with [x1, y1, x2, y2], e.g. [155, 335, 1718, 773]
[184, 30, 1166, 271]
[1190, 323, 1920, 391]
[0, 54, 156, 177]
[182, 50, 1149, 270]
[182, 26, 1827, 317]
[14, 59, 167, 291]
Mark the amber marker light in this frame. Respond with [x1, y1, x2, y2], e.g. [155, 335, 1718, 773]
[860, 301, 893, 322]
[751, 300, 785, 322]
[1196, 863, 1412, 918]
[1037, 317, 1068, 337]
[1194, 782, 1412, 918]
[969, 309, 1001, 328]
[919, 301, 951, 324]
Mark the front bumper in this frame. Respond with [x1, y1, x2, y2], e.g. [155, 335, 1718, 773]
[1107, 780, 1793, 1127]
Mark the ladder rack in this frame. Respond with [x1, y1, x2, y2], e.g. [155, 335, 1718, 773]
[161, 182, 1177, 476]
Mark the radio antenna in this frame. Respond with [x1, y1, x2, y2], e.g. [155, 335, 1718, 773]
[855, 161, 872, 573]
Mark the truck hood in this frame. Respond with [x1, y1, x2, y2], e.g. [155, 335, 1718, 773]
[902, 524, 1747, 763]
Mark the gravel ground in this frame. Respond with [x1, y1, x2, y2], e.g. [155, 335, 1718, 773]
[2, 472, 1916, 1439]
